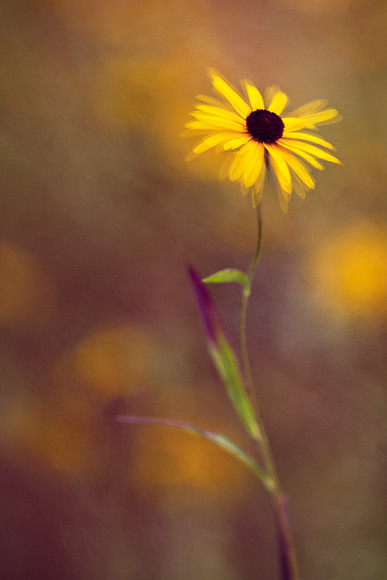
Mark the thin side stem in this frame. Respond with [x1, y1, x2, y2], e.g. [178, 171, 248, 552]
[238, 204, 299, 580]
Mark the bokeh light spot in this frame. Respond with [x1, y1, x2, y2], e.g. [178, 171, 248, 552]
[0, 242, 54, 326]
[74, 326, 150, 399]
[311, 224, 387, 317]
[131, 425, 249, 507]
[24, 405, 93, 476]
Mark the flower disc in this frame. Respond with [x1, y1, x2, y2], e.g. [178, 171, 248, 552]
[246, 109, 285, 143]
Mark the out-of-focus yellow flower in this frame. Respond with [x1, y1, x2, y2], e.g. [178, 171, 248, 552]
[184, 69, 341, 211]
[311, 224, 387, 317]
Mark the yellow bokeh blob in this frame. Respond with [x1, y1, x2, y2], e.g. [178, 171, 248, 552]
[23, 324, 152, 477]
[311, 224, 387, 316]
[128, 387, 250, 506]
[132, 426, 249, 506]
[53, 325, 150, 400]
[0, 242, 54, 326]
[24, 404, 93, 476]
[75, 326, 149, 397]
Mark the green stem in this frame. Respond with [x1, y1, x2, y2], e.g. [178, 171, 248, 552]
[239, 204, 263, 399]
[239, 204, 299, 580]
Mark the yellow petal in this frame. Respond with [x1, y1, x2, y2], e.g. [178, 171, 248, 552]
[242, 79, 264, 110]
[229, 144, 250, 182]
[287, 99, 328, 117]
[281, 139, 341, 164]
[276, 146, 315, 189]
[280, 141, 325, 169]
[267, 91, 288, 115]
[265, 144, 292, 194]
[283, 117, 310, 132]
[277, 187, 289, 213]
[222, 135, 251, 150]
[297, 108, 341, 129]
[185, 118, 246, 132]
[264, 85, 279, 107]
[208, 68, 251, 118]
[239, 181, 250, 197]
[243, 142, 265, 188]
[264, 85, 288, 115]
[193, 104, 246, 124]
[193, 132, 244, 154]
[190, 111, 245, 127]
[251, 159, 266, 207]
[293, 175, 308, 199]
[252, 185, 264, 207]
[196, 94, 231, 109]
[282, 131, 336, 150]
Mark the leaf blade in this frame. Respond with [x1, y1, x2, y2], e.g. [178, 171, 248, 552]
[203, 268, 250, 295]
[117, 415, 272, 490]
[189, 265, 260, 440]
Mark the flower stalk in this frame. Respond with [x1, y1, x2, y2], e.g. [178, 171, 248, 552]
[238, 205, 299, 580]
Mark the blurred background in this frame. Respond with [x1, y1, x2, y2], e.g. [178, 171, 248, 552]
[0, 0, 386, 579]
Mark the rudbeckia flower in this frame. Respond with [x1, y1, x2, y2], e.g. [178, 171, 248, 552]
[184, 69, 342, 211]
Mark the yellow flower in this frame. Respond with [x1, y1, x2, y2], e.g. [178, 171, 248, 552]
[184, 69, 342, 211]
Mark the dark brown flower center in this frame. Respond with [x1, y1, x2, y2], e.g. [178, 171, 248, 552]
[246, 109, 284, 143]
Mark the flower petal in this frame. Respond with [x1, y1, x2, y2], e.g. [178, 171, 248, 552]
[265, 144, 293, 194]
[222, 135, 251, 150]
[282, 131, 336, 150]
[277, 191, 289, 213]
[185, 118, 246, 132]
[280, 139, 341, 164]
[282, 107, 341, 130]
[251, 157, 266, 207]
[268, 92, 288, 115]
[280, 141, 325, 169]
[242, 79, 264, 110]
[287, 99, 328, 117]
[276, 146, 315, 189]
[190, 111, 245, 126]
[229, 144, 251, 182]
[265, 86, 288, 115]
[243, 142, 265, 188]
[283, 117, 310, 132]
[208, 68, 251, 118]
[197, 94, 232, 109]
[299, 108, 342, 127]
[292, 175, 308, 199]
[193, 132, 246, 154]
[194, 104, 247, 124]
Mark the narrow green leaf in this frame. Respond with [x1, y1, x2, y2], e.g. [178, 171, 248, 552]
[209, 335, 261, 440]
[189, 266, 260, 441]
[117, 415, 272, 490]
[203, 269, 250, 296]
